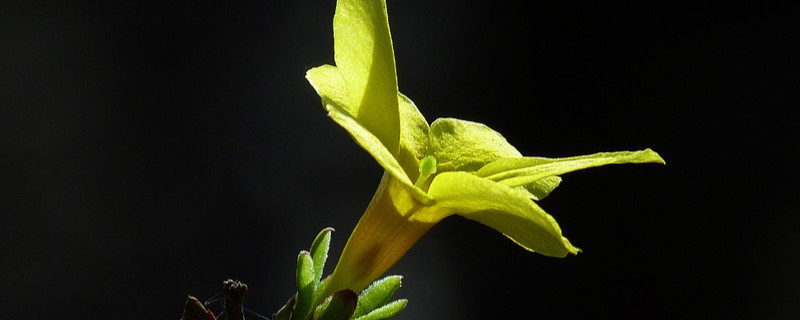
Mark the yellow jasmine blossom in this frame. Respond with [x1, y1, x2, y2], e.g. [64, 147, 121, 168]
[306, 0, 664, 299]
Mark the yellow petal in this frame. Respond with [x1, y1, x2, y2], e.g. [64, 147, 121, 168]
[395, 93, 429, 180]
[520, 176, 562, 201]
[428, 118, 522, 172]
[324, 102, 434, 204]
[398, 93, 429, 161]
[479, 149, 666, 188]
[334, 0, 400, 154]
[306, 61, 433, 204]
[419, 171, 579, 257]
[306, 65, 351, 115]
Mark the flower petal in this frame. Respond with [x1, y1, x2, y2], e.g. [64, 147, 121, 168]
[333, 0, 400, 154]
[325, 101, 434, 204]
[307, 65, 432, 203]
[418, 172, 579, 257]
[428, 118, 522, 172]
[520, 176, 562, 201]
[478, 149, 666, 188]
[396, 93, 429, 179]
[306, 65, 351, 114]
[398, 93, 429, 161]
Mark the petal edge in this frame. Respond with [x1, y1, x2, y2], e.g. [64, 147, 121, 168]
[420, 172, 578, 257]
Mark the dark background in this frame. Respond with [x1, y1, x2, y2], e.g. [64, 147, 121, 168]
[2, 1, 797, 319]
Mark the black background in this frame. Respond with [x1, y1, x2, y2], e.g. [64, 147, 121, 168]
[2, 1, 797, 319]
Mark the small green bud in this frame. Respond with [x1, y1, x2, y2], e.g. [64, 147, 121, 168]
[415, 155, 438, 188]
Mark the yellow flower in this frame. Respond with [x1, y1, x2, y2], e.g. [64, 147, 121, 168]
[306, 0, 665, 299]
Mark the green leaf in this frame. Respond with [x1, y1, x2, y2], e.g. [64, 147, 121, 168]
[313, 290, 358, 320]
[310, 228, 334, 283]
[479, 149, 666, 188]
[295, 251, 316, 320]
[428, 118, 522, 172]
[420, 172, 580, 257]
[353, 299, 407, 320]
[333, 0, 400, 155]
[353, 275, 402, 318]
[324, 102, 434, 204]
[271, 296, 295, 320]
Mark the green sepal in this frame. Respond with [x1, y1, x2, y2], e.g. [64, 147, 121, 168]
[312, 289, 358, 320]
[310, 228, 334, 283]
[353, 275, 402, 318]
[353, 299, 407, 320]
[295, 251, 316, 320]
[428, 118, 522, 172]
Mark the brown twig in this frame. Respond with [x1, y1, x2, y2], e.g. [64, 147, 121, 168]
[223, 279, 248, 320]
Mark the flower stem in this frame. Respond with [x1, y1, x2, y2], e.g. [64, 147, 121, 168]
[317, 172, 435, 304]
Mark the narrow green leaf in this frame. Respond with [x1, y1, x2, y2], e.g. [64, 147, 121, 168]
[312, 290, 358, 320]
[428, 118, 522, 172]
[271, 296, 295, 320]
[295, 251, 315, 320]
[353, 275, 402, 318]
[310, 228, 334, 283]
[353, 299, 407, 320]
